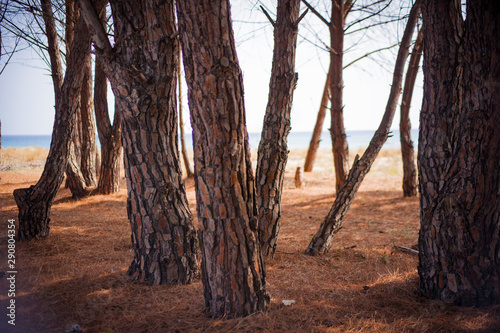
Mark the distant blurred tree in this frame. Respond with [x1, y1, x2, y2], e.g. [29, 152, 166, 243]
[305, 0, 421, 255]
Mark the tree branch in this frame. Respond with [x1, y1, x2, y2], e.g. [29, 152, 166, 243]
[77, 0, 112, 55]
[260, 5, 275, 28]
[301, 0, 330, 27]
[294, 8, 309, 28]
[343, 42, 399, 69]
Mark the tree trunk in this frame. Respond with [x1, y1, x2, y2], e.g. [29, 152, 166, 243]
[178, 45, 193, 178]
[79, 0, 199, 284]
[305, 0, 421, 255]
[79, 55, 97, 187]
[95, 55, 122, 195]
[256, 0, 301, 258]
[418, 0, 500, 306]
[304, 68, 330, 172]
[399, 28, 423, 198]
[13, 8, 90, 240]
[329, 0, 349, 194]
[177, 0, 270, 318]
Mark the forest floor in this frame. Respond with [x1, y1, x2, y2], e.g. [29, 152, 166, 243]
[0, 147, 499, 333]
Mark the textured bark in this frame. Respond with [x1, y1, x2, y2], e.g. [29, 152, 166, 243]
[178, 46, 193, 178]
[256, 0, 301, 258]
[418, 0, 500, 306]
[329, 0, 349, 194]
[95, 57, 122, 195]
[399, 29, 423, 198]
[80, 0, 199, 284]
[13, 9, 90, 240]
[65, 2, 97, 196]
[177, 0, 270, 318]
[304, 69, 330, 172]
[305, 1, 421, 256]
[79, 55, 97, 186]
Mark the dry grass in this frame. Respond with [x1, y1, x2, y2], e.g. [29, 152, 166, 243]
[0, 148, 499, 333]
[0, 147, 49, 172]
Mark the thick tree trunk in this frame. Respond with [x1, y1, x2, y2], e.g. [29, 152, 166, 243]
[329, 0, 349, 194]
[304, 68, 330, 172]
[95, 56, 122, 195]
[305, 1, 421, 255]
[13, 10, 90, 240]
[177, 0, 270, 318]
[399, 29, 423, 198]
[418, 0, 500, 306]
[80, 0, 199, 284]
[256, 0, 301, 258]
[178, 46, 193, 178]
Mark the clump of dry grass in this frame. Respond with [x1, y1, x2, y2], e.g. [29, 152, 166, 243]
[1, 149, 499, 332]
[0, 147, 48, 171]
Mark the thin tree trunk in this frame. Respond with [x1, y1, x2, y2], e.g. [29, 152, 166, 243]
[305, 0, 421, 256]
[399, 28, 423, 197]
[304, 68, 330, 172]
[79, 55, 97, 187]
[329, 0, 349, 194]
[177, 0, 270, 318]
[79, 0, 199, 284]
[418, 0, 500, 306]
[95, 59, 122, 194]
[178, 46, 193, 178]
[256, 0, 301, 258]
[13, 9, 90, 240]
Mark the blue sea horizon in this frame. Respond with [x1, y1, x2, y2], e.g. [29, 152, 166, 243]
[2, 129, 418, 151]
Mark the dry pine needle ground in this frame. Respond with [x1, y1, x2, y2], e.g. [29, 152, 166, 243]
[0, 148, 499, 332]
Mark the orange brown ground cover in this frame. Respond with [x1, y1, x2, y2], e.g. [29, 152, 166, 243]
[0, 148, 499, 332]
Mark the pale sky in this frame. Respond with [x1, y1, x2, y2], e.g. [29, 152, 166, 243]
[0, 1, 422, 136]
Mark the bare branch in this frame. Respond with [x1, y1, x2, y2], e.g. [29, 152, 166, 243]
[294, 8, 308, 27]
[344, 0, 393, 32]
[0, 36, 19, 75]
[343, 42, 399, 69]
[77, 0, 112, 55]
[301, 0, 330, 27]
[260, 5, 275, 28]
[345, 16, 406, 35]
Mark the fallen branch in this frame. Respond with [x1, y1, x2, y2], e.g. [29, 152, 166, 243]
[394, 245, 418, 255]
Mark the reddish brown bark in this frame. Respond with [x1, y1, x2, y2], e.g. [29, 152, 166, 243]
[177, 0, 270, 318]
[305, 0, 421, 255]
[256, 0, 301, 258]
[79, 0, 199, 284]
[399, 29, 423, 198]
[418, 0, 500, 306]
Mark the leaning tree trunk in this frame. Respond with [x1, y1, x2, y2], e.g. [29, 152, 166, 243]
[79, 0, 199, 284]
[418, 0, 500, 306]
[13, 9, 90, 240]
[399, 28, 423, 198]
[177, 0, 270, 318]
[256, 0, 301, 258]
[329, 0, 349, 194]
[95, 57, 122, 195]
[305, 0, 421, 255]
[304, 68, 330, 173]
